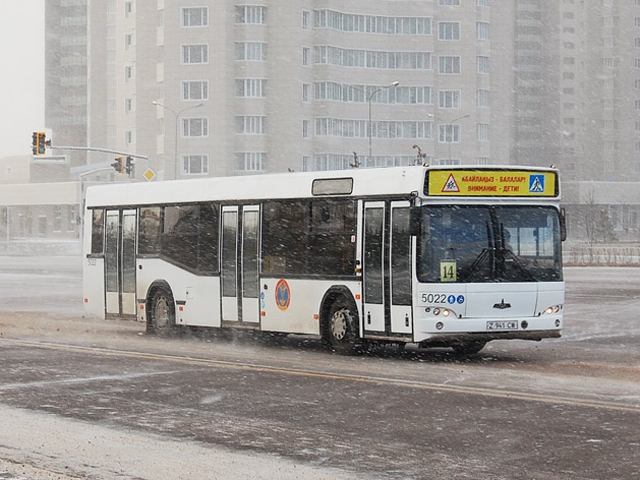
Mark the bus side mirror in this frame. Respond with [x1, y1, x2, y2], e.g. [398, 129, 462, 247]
[560, 207, 567, 242]
[410, 207, 422, 236]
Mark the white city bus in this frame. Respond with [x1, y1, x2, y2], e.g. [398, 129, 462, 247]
[83, 165, 565, 354]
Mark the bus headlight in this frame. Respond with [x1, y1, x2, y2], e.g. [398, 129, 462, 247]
[544, 305, 562, 315]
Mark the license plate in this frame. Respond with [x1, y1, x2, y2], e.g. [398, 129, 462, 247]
[486, 320, 518, 331]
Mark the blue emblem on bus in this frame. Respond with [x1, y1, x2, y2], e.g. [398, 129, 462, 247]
[275, 279, 291, 311]
[529, 175, 545, 193]
[457, 295, 465, 304]
[447, 295, 456, 304]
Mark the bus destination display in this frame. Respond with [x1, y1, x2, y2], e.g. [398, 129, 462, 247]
[426, 170, 558, 197]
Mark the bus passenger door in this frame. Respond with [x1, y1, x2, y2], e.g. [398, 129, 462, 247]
[389, 202, 412, 334]
[362, 201, 413, 336]
[221, 205, 261, 325]
[241, 206, 260, 324]
[221, 206, 239, 322]
[104, 209, 137, 318]
[363, 202, 386, 332]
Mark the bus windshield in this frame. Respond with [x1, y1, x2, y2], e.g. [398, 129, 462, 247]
[416, 205, 562, 283]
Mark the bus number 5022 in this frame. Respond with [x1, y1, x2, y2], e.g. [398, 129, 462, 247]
[421, 293, 448, 304]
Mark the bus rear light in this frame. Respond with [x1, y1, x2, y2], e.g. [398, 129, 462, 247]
[545, 305, 562, 315]
[442, 309, 451, 317]
[84, 298, 88, 303]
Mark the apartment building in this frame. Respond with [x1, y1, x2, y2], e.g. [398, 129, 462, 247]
[44, 0, 89, 170]
[63, 0, 517, 179]
[43, 0, 640, 184]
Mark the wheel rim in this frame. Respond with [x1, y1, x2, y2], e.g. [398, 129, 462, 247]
[330, 310, 348, 341]
[154, 295, 170, 330]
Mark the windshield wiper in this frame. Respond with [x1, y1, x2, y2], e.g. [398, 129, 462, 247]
[498, 224, 536, 281]
[459, 221, 495, 282]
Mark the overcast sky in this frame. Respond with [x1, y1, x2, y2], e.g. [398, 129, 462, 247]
[0, 1, 45, 158]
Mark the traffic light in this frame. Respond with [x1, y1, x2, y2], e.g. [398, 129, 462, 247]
[32, 131, 47, 156]
[111, 156, 124, 174]
[125, 156, 134, 175]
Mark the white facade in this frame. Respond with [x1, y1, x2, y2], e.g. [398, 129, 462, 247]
[82, 0, 520, 180]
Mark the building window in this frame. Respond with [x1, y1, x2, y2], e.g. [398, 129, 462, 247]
[236, 5, 266, 24]
[302, 83, 311, 102]
[439, 0, 460, 5]
[477, 123, 489, 141]
[302, 10, 311, 29]
[235, 42, 266, 61]
[438, 56, 460, 74]
[302, 119, 310, 138]
[438, 124, 460, 143]
[125, 98, 133, 113]
[182, 80, 209, 101]
[477, 89, 489, 107]
[477, 157, 489, 165]
[182, 45, 208, 64]
[182, 155, 209, 175]
[124, 33, 134, 50]
[236, 152, 266, 171]
[477, 56, 489, 74]
[477, 22, 489, 40]
[125, 65, 133, 81]
[438, 90, 460, 109]
[182, 7, 208, 27]
[125, 2, 133, 17]
[236, 116, 266, 134]
[182, 117, 209, 137]
[314, 10, 432, 35]
[236, 78, 266, 97]
[302, 47, 311, 66]
[438, 22, 460, 40]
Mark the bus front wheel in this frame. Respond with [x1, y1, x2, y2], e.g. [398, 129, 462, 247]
[325, 298, 358, 354]
[148, 287, 175, 336]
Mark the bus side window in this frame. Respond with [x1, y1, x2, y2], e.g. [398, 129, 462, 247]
[197, 203, 219, 274]
[138, 207, 162, 254]
[90, 209, 104, 255]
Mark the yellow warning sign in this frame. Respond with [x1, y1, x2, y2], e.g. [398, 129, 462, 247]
[427, 170, 557, 197]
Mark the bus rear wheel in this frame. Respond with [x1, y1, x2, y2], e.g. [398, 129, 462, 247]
[325, 298, 358, 354]
[148, 287, 175, 336]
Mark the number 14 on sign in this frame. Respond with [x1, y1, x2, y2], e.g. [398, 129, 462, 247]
[440, 261, 457, 282]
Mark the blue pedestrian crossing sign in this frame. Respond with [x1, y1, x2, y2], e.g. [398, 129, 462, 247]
[529, 175, 545, 193]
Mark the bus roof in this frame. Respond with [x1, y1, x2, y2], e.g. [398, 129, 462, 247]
[84, 165, 560, 208]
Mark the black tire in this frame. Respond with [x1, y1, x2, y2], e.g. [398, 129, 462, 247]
[451, 340, 486, 356]
[148, 287, 175, 336]
[324, 298, 359, 354]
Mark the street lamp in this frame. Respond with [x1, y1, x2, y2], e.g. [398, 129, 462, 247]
[367, 81, 400, 161]
[428, 112, 470, 163]
[446, 113, 470, 163]
[152, 100, 203, 179]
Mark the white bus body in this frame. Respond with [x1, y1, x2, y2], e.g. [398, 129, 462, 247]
[83, 166, 565, 354]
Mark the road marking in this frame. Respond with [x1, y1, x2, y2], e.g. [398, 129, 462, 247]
[2, 338, 640, 414]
